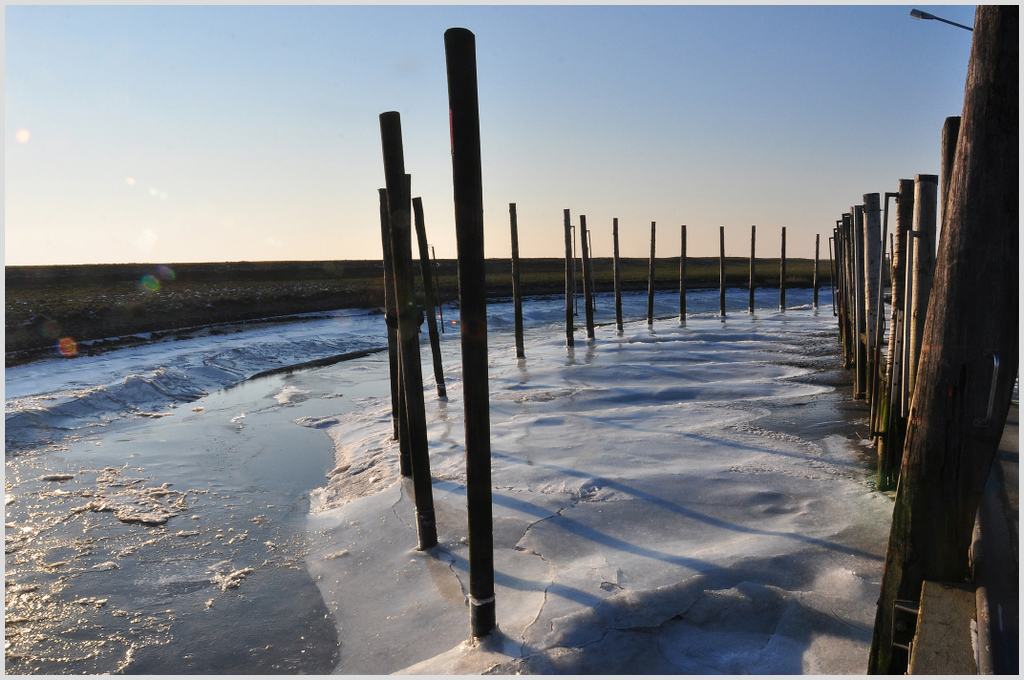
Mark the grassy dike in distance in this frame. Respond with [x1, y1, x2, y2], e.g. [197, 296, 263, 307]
[6, 258, 830, 366]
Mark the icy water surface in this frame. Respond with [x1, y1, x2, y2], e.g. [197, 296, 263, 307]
[6, 287, 837, 673]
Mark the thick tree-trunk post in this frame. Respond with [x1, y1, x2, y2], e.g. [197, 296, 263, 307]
[580, 215, 595, 339]
[940, 115, 961, 229]
[870, 193, 895, 442]
[841, 213, 855, 368]
[647, 222, 656, 326]
[813, 234, 820, 308]
[862, 194, 882, 404]
[906, 175, 939, 405]
[563, 209, 574, 347]
[779, 226, 787, 311]
[853, 206, 867, 399]
[509, 203, 525, 358]
[612, 218, 623, 332]
[719, 226, 726, 317]
[679, 225, 687, 323]
[749, 225, 756, 313]
[869, 8, 1018, 672]
[379, 114, 438, 550]
[379, 188, 403, 444]
[413, 196, 447, 399]
[444, 27, 496, 639]
[878, 179, 914, 491]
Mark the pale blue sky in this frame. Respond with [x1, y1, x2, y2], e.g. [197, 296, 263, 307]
[5, 4, 975, 265]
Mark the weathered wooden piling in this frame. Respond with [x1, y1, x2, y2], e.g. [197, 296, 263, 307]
[432, 245, 445, 333]
[862, 194, 882, 403]
[613, 218, 623, 332]
[941, 115, 961, 221]
[828, 234, 837, 315]
[905, 175, 939, 407]
[413, 197, 447, 399]
[679, 225, 687, 323]
[878, 179, 914, 491]
[378, 188, 403, 446]
[379, 114, 438, 550]
[647, 222, 656, 326]
[563, 209, 574, 347]
[509, 203, 525, 358]
[719, 226, 726, 317]
[749, 225, 756, 313]
[853, 206, 866, 399]
[444, 26, 496, 639]
[813, 234, 820, 308]
[869, 8, 1018, 672]
[779, 226, 787, 311]
[580, 214, 595, 339]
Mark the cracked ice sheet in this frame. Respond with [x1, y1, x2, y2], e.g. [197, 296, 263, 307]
[306, 307, 894, 674]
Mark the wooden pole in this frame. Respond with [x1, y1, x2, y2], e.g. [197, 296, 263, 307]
[906, 175, 939, 405]
[940, 115, 961, 234]
[813, 234, 820, 308]
[509, 203, 525, 358]
[444, 27, 496, 639]
[869, 8, 1018, 671]
[413, 196, 447, 399]
[779, 226, 787, 311]
[379, 188, 403, 445]
[853, 206, 866, 399]
[587, 230, 596, 313]
[647, 221, 656, 326]
[679, 225, 687, 323]
[580, 214, 595, 339]
[612, 218, 623, 332]
[379, 114, 438, 550]
[563, 209, 574, 347]
[719, 226, 726, 317]
[879, 179, 914, 491]
[829, 234, 837, 315]
[840, 213, 855, 368]
[749, 225, 756, 313]
[432, 245, 445, 333]
[862, 194, 882, 404]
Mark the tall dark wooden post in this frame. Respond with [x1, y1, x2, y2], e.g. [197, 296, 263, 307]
[612, 218, 623, 332]
[879, 179, 914, 491]
[647, 222, 656, 326]
[379, 114, 438, 550]
[779, 226, 787, 311]
[509, 203, 525, 358]
[445, 27, 496, 639]
[413, 196, 447, 399]
[813, 234, 820, 308]
[853, 206, 866, 399]
[563, 209, 574, 347]
[718, 226, 726, 316]
[749, 225, 756, 313]
[940, 115, 961, 224]
[863, 194, 882, 403]
[679, 225, 687, 323]
[379, 188, 403, 446]
[869, 7, 1018, 672]
[580, 214, 595, 339]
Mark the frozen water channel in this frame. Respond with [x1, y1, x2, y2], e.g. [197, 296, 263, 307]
[4, 288, 893, 674]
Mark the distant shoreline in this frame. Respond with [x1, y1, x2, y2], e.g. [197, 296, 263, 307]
[5, 258, 830, 366]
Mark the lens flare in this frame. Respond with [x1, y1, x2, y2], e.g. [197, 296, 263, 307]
[125, 177, 136, 186]
[57, 337, 78, 357]
[141, 274, 160, 292]
[15, 129, 30, 144]
[156, 265, 175, 281]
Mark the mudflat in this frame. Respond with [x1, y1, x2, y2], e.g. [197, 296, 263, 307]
[5, 258, 827, 366]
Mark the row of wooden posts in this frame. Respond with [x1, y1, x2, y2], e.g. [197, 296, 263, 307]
[855, 8, 1017, 673]
[555, 217, 824, 347]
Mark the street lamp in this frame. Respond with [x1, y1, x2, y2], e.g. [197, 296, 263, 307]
[909, 8, 973, 32]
